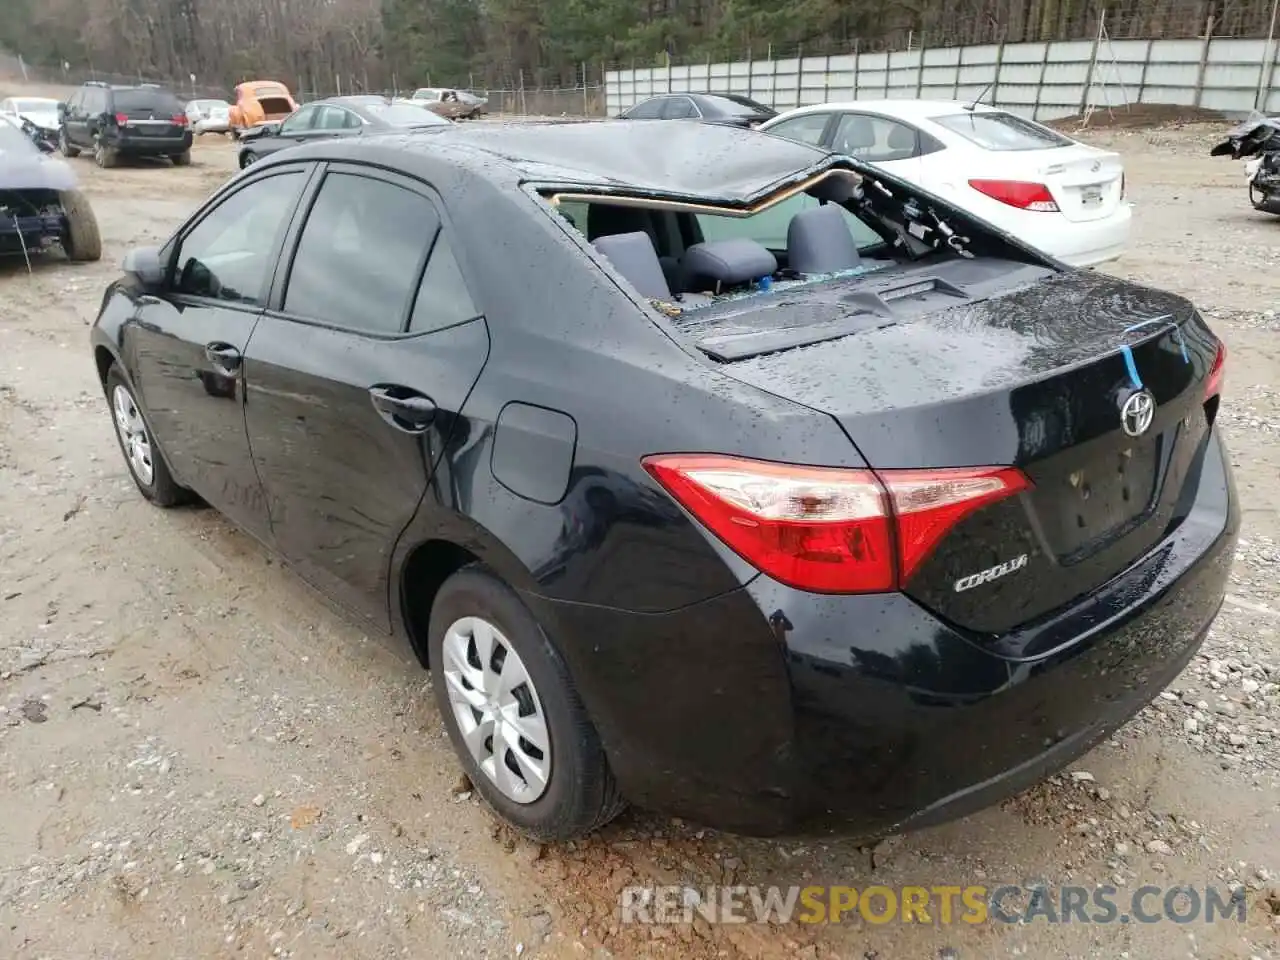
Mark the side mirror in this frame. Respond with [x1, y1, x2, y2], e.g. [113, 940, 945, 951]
[56, 102, 67, 115]
[121, 246, 165, 288]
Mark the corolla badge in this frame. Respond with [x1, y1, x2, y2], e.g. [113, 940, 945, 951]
[1120, 389, 1156, 438]
[954, 554, 1028, 593]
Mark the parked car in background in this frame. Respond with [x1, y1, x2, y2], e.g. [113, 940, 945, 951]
[186, 98, 233, 135]
[760, 99, 1130, 267]
[1, 96, 60, 140]
[237, 95, 449, 168]
[0, 117, 101, 262]
[410, 87, 485, 119]
[92, 120, 1233, 842]
[619, 92, 777, 127]
[229, 80, 298, 136]
[58, 82, 193, 168]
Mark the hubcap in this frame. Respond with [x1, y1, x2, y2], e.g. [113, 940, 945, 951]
[441, 617, 551, 804]
[112, 385, 154, 486]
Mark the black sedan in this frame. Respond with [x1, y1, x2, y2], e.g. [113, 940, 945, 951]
[237, 95, 448, 168]
[91, 120, 1236, 841]
[619, 92, 777, 126]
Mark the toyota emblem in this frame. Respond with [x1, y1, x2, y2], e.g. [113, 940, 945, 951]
[1120, 390, 1155, 438]
[1091, 160, 1101, 172]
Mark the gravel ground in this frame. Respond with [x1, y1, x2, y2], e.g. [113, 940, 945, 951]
[0, 84, 1278, 959]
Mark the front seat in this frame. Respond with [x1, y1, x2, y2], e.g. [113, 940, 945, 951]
[834, 116, 877, 156]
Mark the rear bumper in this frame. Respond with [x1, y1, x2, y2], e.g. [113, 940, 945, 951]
[532, 427, 1237, 837]
[110, 131, 194, 155]
[1018, 202, 1133, 267]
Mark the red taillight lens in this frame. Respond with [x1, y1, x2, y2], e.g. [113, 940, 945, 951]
[113, 112, 129, 125]
[641, 454, 1031, 594]
[172, 113, 188, 125]
[968, 179, 1060, 212]
[1205, 340, 1226, 400]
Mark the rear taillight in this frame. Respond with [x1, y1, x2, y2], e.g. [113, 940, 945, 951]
[1205, 340, 1226, 400]
[641, 454, 1031, 594]
[173, 113, 188, 126]
[968, 179, 1060, 212]
[113, 112, 129, 125]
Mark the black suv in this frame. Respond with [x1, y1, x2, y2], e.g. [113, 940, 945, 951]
[58, 82, 194, 168]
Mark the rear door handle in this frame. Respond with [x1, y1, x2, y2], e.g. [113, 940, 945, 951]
[369, 386, 436, 431]
[205, 342, 242, 371]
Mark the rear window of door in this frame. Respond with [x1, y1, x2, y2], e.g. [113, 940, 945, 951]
[930, 111, 1073, 151]
[282, 172, 440, 333]
[831, 113, 920, 162]
[662, 97, 698, 119]
[173, 171, 306, 304]
[765, 112, 831, 147]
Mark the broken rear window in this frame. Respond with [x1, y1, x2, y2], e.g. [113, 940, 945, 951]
[114, 90, 184, 114]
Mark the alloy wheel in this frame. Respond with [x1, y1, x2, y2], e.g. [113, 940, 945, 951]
[112, 384, 154, 486]
[441, 616, 552, 803]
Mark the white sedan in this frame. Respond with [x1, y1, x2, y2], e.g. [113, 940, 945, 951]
[759, 100, 1131, 267]
[185, 98, 233, 135]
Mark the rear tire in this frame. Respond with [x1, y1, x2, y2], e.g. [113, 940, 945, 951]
[428, 567, 626, 841]
[60, 190, 102, 262]
[93, 137, 117, 168]
[171, 150, 192, 167]
[104, 365, 191, 507]
[59, 128, 80, 158]
[239, 150, 255, 169]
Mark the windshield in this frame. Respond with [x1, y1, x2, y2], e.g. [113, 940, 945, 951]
[14, 99, 57, 113]
[115, 89, 185, 114]
[0, 123, 40, 157]
[931, 111, 1072, 151]
[365, 102, 449, 126]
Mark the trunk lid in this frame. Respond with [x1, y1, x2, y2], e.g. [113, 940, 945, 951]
[682, 264, 1219, 635]
[113, 91, 187, 136]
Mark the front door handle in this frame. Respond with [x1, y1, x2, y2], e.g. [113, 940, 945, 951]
[369, 386, 436, 431]
[205, 342, 242, 371]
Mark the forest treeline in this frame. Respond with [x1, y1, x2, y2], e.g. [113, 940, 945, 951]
[0, 0, 1264, 93]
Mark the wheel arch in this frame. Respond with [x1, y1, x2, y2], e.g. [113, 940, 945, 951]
[391, 514, 541, 668]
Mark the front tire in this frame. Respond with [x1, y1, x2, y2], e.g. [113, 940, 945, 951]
[104, 365, 190, 507]
[239, 150, 255, 169]
[429, 567, 625, 841]
[60, 189, 102, 262]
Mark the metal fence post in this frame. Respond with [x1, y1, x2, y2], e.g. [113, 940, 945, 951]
[1258, 0, 1279, 109]
[915, 40, 926, 97]
[796, 45, 804, 108]
[1079, 8, 1105, 115]
[992, 33, 1007, 107]
[853, 39, 860, 100]
[1193, 16, 1213, 106]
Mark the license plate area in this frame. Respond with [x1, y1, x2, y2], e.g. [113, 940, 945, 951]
[1032, 438, 1161, 560]
[1079, 183, 1104, 207]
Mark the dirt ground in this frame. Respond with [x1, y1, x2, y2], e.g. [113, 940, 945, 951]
[1, 82, 1278, 960]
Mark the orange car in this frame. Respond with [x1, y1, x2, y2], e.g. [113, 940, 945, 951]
[228, 81, 298, 134]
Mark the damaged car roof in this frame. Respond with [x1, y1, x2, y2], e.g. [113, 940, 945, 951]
[346, 119, 848, 204]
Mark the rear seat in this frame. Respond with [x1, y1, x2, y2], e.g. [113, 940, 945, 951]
[592, 232, 672, 300]
[785, 204, 862, 275]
